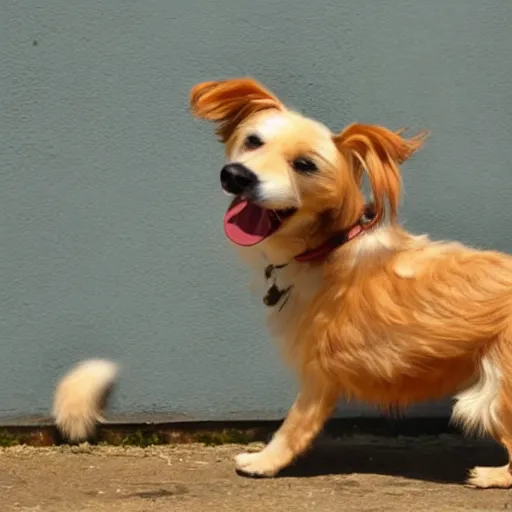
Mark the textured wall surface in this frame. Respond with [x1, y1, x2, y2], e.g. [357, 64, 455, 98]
[0, 0, 511, 420]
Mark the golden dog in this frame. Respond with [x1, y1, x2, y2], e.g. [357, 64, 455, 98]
[189, 77, 512, 488]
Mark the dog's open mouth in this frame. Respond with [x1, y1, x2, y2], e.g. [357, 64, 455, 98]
[223, 197, 296, 246]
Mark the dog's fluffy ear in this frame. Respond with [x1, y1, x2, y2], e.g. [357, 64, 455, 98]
[190, 78, 283, 142]
[334, 124, 427, 223]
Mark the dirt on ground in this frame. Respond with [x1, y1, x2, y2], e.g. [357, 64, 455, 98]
[1, 435, 511, 512]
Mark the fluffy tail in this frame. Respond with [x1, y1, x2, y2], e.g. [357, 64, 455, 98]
[52, 359, 119, 442]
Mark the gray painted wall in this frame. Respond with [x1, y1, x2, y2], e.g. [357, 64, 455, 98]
[1, 0, 511, 421]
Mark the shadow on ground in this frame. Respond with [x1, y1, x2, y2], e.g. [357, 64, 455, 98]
[275, 437, 506, 484]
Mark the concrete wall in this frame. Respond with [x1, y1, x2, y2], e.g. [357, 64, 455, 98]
[1, 0, 511, 421]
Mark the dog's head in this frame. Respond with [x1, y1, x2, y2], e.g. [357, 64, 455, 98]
[190, 78, 425, 255]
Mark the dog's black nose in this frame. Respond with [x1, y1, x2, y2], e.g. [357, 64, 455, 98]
[220, 163, 258, 195]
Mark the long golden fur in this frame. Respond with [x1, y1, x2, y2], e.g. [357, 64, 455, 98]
[190, 77, 512, 488]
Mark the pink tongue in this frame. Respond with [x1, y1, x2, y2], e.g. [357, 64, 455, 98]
[224, 198, 279, 246]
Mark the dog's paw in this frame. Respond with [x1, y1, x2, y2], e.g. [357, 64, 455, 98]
[466, 465, 512, 489]
[235, 451, 280, 477]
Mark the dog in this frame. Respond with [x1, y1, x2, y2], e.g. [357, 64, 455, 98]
[52, 76, 512, 489]
[188, 77, 512, 489]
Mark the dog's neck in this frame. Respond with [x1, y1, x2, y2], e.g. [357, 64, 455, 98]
[249, 220, 392, 267]
[239, 224, 405, 319]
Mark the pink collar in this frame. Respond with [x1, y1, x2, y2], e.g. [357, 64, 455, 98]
[294, 205, 376, 263]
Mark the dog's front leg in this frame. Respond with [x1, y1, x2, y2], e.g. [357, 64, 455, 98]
[235, 385, 337, 477]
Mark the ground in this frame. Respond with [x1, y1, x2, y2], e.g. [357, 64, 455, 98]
[1, 435, 511, 511]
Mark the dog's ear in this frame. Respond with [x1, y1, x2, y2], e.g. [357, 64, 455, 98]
[334, 124, 427, 223]
[190, 78, 283, 142]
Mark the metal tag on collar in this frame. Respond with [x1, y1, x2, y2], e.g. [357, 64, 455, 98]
[263, 284, 292, 307]
[264, 263, 288, 280]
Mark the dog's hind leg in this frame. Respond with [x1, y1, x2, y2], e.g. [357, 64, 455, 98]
[467, 438, 512, 489]
[455, 341, 512, 488]
[235, 385, 337, 477]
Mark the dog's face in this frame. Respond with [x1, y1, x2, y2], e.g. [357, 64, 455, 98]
[219, 108, 356, 246]
[190, 78, 425, 250]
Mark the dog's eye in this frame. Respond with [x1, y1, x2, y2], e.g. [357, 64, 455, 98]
[244, 134, 264, 150]
[292, 157, 317, 173]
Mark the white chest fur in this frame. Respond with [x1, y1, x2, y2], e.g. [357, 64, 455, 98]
[249, 257, 324, 341]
